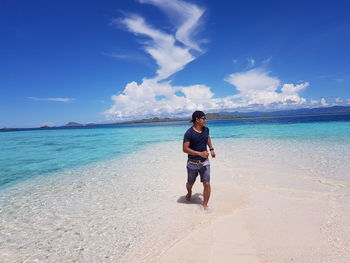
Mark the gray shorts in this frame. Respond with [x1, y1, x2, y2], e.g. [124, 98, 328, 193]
[187, 162, 210, 184]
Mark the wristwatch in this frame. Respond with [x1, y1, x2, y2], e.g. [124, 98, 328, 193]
[209, 148, 214, 151]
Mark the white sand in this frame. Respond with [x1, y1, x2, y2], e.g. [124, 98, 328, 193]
[1, 138, 350, 262]
[128, 139, 350, 263]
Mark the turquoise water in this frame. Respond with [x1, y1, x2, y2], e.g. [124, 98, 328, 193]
[1, 115, 350, 189]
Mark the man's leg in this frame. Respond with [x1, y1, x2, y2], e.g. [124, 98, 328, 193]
[186, 163, 198, 201]
[202, 182, 211, 208]
[186, 183, 193, 200]
[199, 165, 211, 209]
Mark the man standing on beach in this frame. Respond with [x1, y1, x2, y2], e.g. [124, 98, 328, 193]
[183, 111, 216, 209]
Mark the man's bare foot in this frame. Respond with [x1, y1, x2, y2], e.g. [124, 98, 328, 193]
[202, 205, 212, 213]
[186, 193, 191, 201]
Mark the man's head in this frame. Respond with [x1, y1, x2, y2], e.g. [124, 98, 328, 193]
[190, 110, 206, 125]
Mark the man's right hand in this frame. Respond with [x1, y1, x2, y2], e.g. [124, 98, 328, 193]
[199, 151, 209, 158]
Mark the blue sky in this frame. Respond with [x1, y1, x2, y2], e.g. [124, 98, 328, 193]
[1, 0, 349, 128]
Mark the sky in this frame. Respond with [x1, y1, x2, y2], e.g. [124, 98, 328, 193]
[1, 0, 349, 128]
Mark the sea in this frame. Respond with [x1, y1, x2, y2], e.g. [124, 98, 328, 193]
[1, 113, 350, 190]
[1, 113, 350, 262]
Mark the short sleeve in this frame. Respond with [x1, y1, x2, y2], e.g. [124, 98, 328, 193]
[183, 129, 191, 142]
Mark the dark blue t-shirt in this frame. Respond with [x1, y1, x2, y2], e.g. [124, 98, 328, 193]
[183, 126, 209, 161]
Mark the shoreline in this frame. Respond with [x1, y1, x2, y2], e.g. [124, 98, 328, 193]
[1, 138, 350, 262]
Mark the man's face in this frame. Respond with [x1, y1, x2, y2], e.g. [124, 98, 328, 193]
[196, 116, 206, 126]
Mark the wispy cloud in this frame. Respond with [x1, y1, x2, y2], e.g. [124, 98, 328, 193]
[27, 97, 74, 102]
[247, 58, 256, 68]
[101, 51, 150, 65]
[105, 0, 207, 120]
[102, 52, 134, 60]
[262, 56, 272, 65]
[104, 0, 315, 121]
[115, 14, 195, 81]
[139, 0, 205, 51]
[315, 74, 333, 79]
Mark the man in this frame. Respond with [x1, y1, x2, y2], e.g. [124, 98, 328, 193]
[183, 111, 216, 209]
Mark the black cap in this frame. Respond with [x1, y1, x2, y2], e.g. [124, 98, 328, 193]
[190, 110, 205, 122]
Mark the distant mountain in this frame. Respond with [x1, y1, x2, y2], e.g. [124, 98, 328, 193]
[3, 106, 349, 131]
[0, 128, 16, 131]
[206, 113, 252, 119]
[122, 117, 184, 124]
[120, 113, 251, 124]
[274, 106, 350, 116]
[64, 122, 84, 127]
[221, 106, 350, 117]
[63, 106, 350, 127]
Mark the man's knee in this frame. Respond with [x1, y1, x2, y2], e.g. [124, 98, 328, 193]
[203, 182, 210, 188]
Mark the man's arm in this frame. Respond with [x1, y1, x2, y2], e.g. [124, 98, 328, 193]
[183, 141, 209, 159]
[208, 136, 216, 158]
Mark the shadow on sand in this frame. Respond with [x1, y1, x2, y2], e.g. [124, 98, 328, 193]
[177, 193, 203, 205]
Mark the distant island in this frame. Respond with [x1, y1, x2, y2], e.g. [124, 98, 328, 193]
[64, 122, 84, 127]
[1, 105, 350, 131]
[0, 128, 16, 131]
[120, 113, 252, 124]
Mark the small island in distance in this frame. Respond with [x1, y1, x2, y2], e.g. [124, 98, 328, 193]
[1, 106, 350, 131]
[0, 113, 250, 130]
[121, 112, 252, 124]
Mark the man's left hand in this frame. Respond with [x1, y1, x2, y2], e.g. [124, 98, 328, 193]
[210, 150, 216, 158]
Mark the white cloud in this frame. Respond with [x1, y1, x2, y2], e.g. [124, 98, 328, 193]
[281, 83, 308, 95]
[310, 99, 319, 105]
[226, 68, 280, 94]
[335, 97, 343, 103]
[225, 69, 309, 107]
[104, 67, 312, 120]
[105, 0, 208, 120]
[320, 98, 328, 106]
[104, 1, 316, 121]
[27, 97, 74, 102]
[117, 15, 194, 81]
[139, 0, 205, 51]
[180, 85, 214, 101]
[104, 80, 217, 120]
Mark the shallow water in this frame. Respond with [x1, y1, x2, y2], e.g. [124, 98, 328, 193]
[1, 114, 350, 189]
